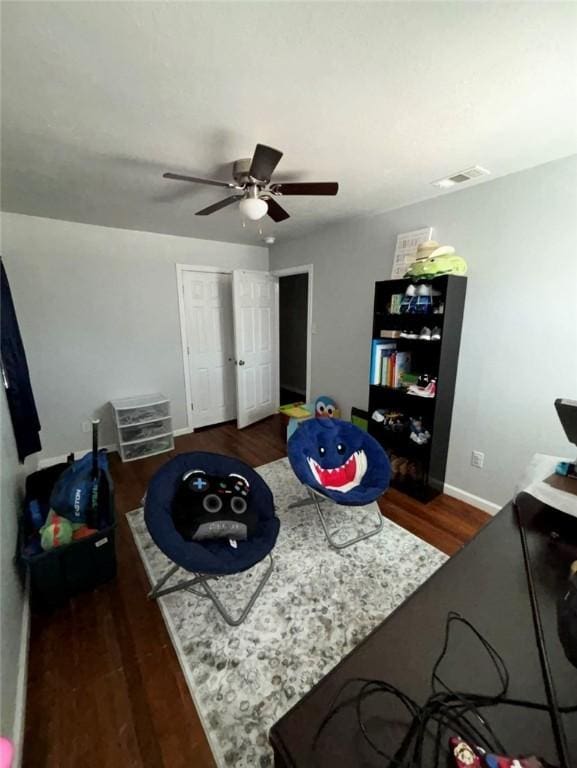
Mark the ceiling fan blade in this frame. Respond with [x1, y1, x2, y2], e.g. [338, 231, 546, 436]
[270, 182, 339, 196]
[195, 195, 242, 216]
[266, 197, 290, 222]
[163, 172, 235, 189]
[249, 144, 283, 181]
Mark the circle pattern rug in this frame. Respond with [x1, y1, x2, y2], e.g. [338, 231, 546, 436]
[127, 457, 447, 767]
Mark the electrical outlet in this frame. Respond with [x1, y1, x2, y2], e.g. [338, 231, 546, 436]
[471, 450, 485, 469]
[81, 421, 91, 433]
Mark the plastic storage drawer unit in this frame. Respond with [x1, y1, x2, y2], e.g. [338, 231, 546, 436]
[111, 393, 174, 462]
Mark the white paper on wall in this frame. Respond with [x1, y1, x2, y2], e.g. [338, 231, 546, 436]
[391, 227, 433, 279]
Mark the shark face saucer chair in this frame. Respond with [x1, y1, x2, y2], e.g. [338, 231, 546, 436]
[144, 452, 279, 626]
[287, 418, 391, 550]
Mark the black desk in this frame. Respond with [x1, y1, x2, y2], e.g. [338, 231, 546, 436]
[270, 496, 577, 767]
[516, 493, 577, 764]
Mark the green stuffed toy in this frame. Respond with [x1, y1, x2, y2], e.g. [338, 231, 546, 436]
[40, 509, 74, 551]
[404, 244, 467, 279]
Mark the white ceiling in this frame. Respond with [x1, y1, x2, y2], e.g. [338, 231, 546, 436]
[2, 1, 576, 246]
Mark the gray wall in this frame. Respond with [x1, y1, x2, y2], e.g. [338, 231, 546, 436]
[279, 273, 308, 395]
[1, 387, 34, 761]
[271, 156, 577, 507]
[1, 213, 269, 459]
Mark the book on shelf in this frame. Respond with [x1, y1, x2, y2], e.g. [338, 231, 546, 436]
[370, 341, 412, 388]
[394, 351, 411, 388]
[388, 294, 404, 315]
[382, 351, 412, 388]
[381, 348, 395, 387]
[370, 340, 396, 385]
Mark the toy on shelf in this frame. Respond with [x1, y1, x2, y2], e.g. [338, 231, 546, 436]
[404, 241, 467, 279]
[407, 376, 437, 398]
[398, 283, 446, 315]
[409, 416, 431, 445]
[371, 409, 405, 432]
[383, 409, 406, 432]
[400, 283, 433, 314]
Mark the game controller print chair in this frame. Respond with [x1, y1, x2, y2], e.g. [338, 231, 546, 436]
[145, 452, 279, 626]
[288, 418, 391, 550]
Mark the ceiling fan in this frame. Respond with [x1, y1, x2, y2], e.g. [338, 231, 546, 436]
[163, 143, 339, 222]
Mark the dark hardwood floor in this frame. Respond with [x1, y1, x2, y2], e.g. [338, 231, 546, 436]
[23, 415, 490, 767]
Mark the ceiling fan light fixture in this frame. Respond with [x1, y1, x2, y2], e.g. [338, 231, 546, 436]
[239, 196, 268, 221]
[163, 142, 339, 224]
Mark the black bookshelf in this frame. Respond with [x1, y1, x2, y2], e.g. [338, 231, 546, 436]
[368, 275, 467, 501]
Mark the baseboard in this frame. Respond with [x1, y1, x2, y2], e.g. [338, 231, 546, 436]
[38, 443, 118, 469]
[38, 427, 193, 468]
[12, 576, 30, 768]
[443, 483, 501, 516]
[173, 426, 193, 438]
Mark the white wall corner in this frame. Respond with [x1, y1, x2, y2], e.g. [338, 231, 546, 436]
[12, 577, 30, 768]
[443, 483, 501, 516]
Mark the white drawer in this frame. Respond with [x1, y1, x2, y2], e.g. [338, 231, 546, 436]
[116, 401, 170, 427]
[120, 418, 172, 444]
[120, 434, 174, 462]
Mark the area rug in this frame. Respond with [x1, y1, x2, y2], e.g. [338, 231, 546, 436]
[128, 457, 447, 767]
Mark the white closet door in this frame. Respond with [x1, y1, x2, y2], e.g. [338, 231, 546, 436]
[232, 270, 279, 429]
[183, 270, 236, 428]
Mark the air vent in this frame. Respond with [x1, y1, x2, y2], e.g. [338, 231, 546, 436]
[432, 166, 490, 189]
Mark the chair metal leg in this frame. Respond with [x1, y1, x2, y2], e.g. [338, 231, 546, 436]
[148, 563, 180, 598]
[148, 564, 211, 599]
[148, 555, 274, 626]
[288, 496, 318, 510]
[200, 554, 274, 626]
[293, 487, 383, 550]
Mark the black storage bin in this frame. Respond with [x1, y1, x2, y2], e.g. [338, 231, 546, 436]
[21, 464, 116, 610]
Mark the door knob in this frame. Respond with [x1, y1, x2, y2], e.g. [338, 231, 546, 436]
[239, 360, 245, 366]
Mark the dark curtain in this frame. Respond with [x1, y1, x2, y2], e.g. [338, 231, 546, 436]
[1, 258, 41, 461]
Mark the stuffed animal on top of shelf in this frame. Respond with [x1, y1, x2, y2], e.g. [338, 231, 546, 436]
[404, 241, 468, 279]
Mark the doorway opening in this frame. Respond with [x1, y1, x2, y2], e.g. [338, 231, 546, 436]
[276, 267, 312, 406]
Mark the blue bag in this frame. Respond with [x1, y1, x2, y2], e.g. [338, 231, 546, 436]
[50, 451, 108, 524]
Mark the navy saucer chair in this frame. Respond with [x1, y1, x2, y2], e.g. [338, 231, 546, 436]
[287, 418, 390, 550]
[144, 452, 279, 626]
